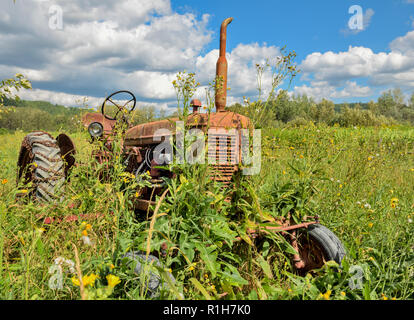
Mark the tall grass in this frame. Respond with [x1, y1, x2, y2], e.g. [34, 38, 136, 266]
[0, 125, 413, 300]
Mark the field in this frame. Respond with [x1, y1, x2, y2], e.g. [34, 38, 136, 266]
[0, 125, 413, 300]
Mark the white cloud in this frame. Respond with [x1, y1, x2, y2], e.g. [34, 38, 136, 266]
[297, 30, 414, 98]
[1, 0, 283, 109]
[294, 81, 373, 101]
[0, 0, 212, 102]
[8, 0, 412, 108]
[17, 88, 171, 112]
[195, 43, 281, 101]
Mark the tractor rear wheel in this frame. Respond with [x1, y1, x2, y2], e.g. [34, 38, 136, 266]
[17, 131, 65, 202]
[296, 224, 346, 274]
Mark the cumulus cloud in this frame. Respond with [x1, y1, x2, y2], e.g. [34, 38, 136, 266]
[296, 30, 414, 99]
[0, 0, 212, 105]
[295, 81, 373, 101]
[0, 0, 284, 111]
[8, 0, 411, 108]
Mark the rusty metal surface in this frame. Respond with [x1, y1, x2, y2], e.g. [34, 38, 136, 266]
[81, 112, 117, 137]
[123, 112, 252, 146]
[191, 99, 202, 113]
[263, 221, 319, 233]
[215, 17, 233, 113]
[134, 199, 156, 212]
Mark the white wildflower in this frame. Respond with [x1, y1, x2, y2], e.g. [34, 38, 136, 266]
[54, 256, 75, 274]
[81, 235, 93, 246]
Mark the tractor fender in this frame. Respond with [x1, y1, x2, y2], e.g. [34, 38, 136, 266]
[56, 133, 76, 177]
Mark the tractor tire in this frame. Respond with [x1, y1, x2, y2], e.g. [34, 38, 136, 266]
[18, 131, 65, 202]
[297, 224, 346, 274]
[307, 224, 346, 265]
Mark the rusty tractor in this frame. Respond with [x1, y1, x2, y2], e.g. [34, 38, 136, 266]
[17, 17, 345, 275]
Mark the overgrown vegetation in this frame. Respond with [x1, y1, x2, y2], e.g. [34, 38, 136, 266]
[0, 53, 413, 300]
[1, 124, 413, 300]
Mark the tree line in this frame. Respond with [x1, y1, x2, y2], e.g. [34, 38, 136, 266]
[228, 88, 414, 128]
[1, 88, 414, 134]
[0, 97, 162, 133]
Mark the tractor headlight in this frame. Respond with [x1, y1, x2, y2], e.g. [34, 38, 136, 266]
[88, 122, 103, 138]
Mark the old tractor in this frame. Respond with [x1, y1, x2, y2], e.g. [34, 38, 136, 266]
[16, 17, 345, 276]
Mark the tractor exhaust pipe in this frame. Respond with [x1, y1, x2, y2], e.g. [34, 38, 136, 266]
[215, 17, 233, 113]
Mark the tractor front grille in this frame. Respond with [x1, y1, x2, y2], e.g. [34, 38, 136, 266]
[207, 132, 238, 186]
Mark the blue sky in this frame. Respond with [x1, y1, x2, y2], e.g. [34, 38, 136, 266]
[172, 0, 414, 102]
[173, 1, 410, 54]
[1, 0, 414, 110]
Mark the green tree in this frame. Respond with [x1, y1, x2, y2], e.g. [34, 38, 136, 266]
[0, 74, 32, 107]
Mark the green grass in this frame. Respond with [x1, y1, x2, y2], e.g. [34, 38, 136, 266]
[0, 125, 413, 300]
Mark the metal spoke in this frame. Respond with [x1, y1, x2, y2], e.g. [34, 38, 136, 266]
[122, 98, 135, 109]
[107, 98, 123, 112]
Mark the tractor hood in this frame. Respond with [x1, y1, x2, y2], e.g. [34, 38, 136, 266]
[123, 111, 252, 147]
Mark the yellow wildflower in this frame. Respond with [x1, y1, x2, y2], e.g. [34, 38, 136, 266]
[1, 179, 7, 185]
[322, 290, 332, 300]
[71, 276, 80, 286]
[106, 274, 121, 288]
[82, 230, 88, 237]
[85, 224, 92, 231]
[340, 291, 346, 297]
[390, 198, 399, 208]
[83, 274, 99, 287]
[368, 223, 373, 228]
[36, 227, 46, 234]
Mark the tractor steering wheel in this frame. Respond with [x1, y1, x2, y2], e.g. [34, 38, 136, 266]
[101, 90, 136, 121]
